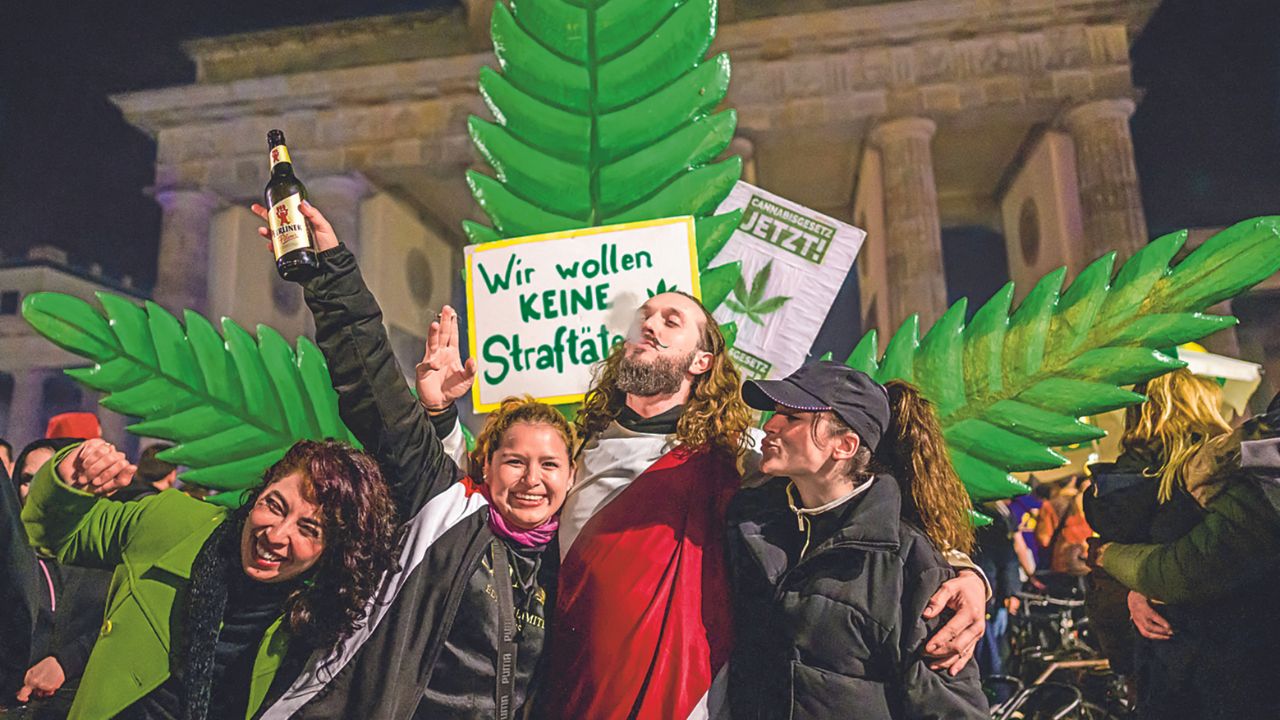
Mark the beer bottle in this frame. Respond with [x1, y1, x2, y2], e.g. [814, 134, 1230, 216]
[264, 129, 320, 281]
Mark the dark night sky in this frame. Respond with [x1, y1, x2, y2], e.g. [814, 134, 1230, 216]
[1, 0, 1279, 296]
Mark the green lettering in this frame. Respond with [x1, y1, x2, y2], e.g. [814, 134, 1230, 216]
[518, 292, 540, 321]
[541, 289, 559, 320]
[481, 335, 511, 384]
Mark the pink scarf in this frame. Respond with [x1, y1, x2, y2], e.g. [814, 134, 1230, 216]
[482, 486, 559, 548]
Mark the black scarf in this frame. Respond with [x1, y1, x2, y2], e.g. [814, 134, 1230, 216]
[179, 518, 299, 720]
[179, 518, 238, 720]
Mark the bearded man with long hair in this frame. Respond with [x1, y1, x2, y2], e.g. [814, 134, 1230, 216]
[428, 291, 989, 719]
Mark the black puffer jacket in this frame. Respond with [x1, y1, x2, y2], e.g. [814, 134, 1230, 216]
[725, 475, 987, 720]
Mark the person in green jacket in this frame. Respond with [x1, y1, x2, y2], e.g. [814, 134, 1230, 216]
[21, 437, 401, 720]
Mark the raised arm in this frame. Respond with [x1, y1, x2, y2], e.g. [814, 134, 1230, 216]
[255, 201, 467, 518]
[22, 440, 143, 569]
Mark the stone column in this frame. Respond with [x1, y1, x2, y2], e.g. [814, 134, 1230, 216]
[153, 188, 221, 316]
[1062, 99, 1147, 263]
[307, 173, 373, 258]
[463, 0, 496, 50]
[7, 368, 54, 448]
[867, 117, 947, 329]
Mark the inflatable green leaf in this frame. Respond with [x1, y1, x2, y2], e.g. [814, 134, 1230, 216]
[846, 217, 1280, 502]
[21, 292, 358, 492]
[466, 0, 744, 310]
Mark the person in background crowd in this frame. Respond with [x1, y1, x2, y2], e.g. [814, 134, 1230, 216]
[13, 439, 81, 504]
[974, 499, 1024, 678]
[1010, 478, 1046, 576]
[1033, 475, 1093, 595]
[725, 364, 988, 719]
[1091, 388, 1280, 720]
[1084, 369, 1232, 718]
[22, 437, 401, 720]
[44, 413, 101, 442]
[0, 438, 15, 479]
[112, 443, 178, 502]
[9, 439, 113, 709]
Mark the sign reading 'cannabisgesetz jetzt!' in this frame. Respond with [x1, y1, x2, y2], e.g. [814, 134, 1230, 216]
[465, 217, 700, 412]
[712, 182, 866, 381]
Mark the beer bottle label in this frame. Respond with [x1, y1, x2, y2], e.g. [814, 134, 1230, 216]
[268, 193, 313, 258]
[269, 144, 292, 170]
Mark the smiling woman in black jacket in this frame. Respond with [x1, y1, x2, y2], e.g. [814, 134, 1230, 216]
[251, 202, 572, 720]
[727, 362, 987, 720]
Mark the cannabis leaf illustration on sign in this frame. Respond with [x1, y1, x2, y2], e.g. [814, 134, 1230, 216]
[647, 279, 679, 298]
[723, 261, 791, 326]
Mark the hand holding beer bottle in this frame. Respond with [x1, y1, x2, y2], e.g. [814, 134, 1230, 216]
[260, 129, 322, 281]
[252, 199, 338, 254]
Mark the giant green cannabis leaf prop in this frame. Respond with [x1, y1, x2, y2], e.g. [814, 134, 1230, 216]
[465, 0, 743, 313]
[22, 292, 357, 493]
[844, 218, 1280, 502]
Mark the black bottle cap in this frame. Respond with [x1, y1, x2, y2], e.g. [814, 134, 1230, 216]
[267, 129, 286, 148]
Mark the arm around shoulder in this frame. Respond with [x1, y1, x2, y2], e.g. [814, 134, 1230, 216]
[897, 564, 990, 719]
[1102, 478, 1280, 604]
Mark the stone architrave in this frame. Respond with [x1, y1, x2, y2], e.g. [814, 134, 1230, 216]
[867, 117, 947, 329]
[1062, 99, 1147, 263]
[307, 173, 373, 258]
[153, 188, 222, 316]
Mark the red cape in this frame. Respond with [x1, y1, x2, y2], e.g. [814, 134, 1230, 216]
[541, 446, 739, 719]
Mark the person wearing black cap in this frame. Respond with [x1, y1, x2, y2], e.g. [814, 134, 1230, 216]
[726, 361, 988, 719]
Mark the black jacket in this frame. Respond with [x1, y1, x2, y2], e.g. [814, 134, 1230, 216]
[256, 245, 554, 719]
[725, 475, 987, 720]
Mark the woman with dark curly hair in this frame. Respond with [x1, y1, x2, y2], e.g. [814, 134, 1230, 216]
[21, 437, 400, 720]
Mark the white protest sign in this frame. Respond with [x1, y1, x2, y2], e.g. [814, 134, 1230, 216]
[465, 217, 700, 411]
[711, 182, 866, 380]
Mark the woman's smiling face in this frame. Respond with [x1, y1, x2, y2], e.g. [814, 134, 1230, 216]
[482, 422, 574, 530]
[239, 471, 326, 583]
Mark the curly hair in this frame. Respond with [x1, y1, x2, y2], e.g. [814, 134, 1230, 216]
[468, 395, 576, 477]
[876, 381, 976, 555]
[575, 292, 752, 458]
[1122, 368, 1232, 503]
[235, 440, 402, 652]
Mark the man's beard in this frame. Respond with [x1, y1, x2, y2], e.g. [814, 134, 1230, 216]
[615, 349, 696, 397]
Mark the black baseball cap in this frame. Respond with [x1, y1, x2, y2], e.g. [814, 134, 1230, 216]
[742, 361, 891, 450]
